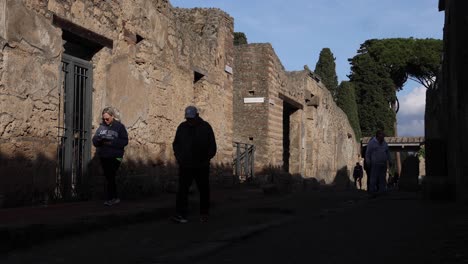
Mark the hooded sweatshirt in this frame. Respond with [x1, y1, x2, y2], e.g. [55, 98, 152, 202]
[92, 120, 128, 158]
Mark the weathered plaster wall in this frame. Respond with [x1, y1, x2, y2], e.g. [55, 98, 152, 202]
[0, 0, 63, 203]
[233, 43, 359, 185]
[0, 0, 234, 205]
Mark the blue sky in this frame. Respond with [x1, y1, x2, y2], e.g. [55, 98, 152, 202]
[171, 0, 444, 136]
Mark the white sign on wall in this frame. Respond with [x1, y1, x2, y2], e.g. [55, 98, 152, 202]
[225, 65, 233, 74]
[244, 97, 265, 104]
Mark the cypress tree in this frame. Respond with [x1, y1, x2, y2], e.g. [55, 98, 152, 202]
[336, 81, 361, 140]
[314, 48, 338, 99]
[349, 45, 396, 136]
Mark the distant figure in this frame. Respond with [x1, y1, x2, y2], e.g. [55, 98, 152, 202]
[365, 130, 392, 194]
[353, 162, 364, 190]
[393, 172, 400, 190]
[172, 106, 217, 223]
[387, 172, 393, 188]
[92, 107, 128, 206]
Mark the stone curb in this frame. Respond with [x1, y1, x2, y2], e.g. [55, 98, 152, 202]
[0, 206, 174, 253]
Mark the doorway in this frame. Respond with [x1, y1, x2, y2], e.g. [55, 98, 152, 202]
[57, 54, 92, 199]
[283, 101, 299, 173]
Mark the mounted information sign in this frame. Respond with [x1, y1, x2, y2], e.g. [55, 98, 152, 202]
[225, 65, 233, 74]
[244, 97, 265, 104]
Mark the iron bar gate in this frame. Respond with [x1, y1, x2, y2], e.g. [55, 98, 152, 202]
[56, 54, 92, 200]
[233, 142, 255, 182]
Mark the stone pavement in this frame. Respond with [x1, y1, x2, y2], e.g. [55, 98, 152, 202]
[0, 185, 267, 253]
[2, 187, 468, 264]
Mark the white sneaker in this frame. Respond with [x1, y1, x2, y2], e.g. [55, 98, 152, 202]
[104, 198, 120, 206]
[171, 215, 188, 223]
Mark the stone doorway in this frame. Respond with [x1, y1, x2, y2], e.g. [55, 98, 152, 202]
[282, 101, 300, 173]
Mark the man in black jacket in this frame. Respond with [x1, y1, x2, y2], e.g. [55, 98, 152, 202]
[172, 106, 217, 223]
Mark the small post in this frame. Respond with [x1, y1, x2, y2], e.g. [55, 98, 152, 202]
[235, 143, 241, 178]
[251, 145, 255, 179]
[244, 144, 249, 179]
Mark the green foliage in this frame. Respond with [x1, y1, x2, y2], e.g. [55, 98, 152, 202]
[349, 52, 395, 136]
[356, 83, 395, 137]
[418, 145, 425, 159]
[348, 38, 442, 137]
[314, 48, 338, 99]
[234, 32, 248, 46]
[336, 81, 361, 140]
[406, 39, 442, 89]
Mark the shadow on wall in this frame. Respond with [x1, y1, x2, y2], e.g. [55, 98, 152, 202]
[0, 152, 56, 208]
[252, 165, 354, 195]
[332, 166, 353, 190]
[0, 152, 235, 208]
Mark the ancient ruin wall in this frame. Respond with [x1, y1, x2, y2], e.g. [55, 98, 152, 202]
[0, 0, 64, 202]
[233, 44, 359, 184]
[0, 0, 234, 205]
[233, 44, 270, 168]
[295, 72, 359, 184]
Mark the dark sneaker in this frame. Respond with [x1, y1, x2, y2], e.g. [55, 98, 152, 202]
[104, 200, 113, 206]
[171, 215, 188, 224]
[111, 198, 120, 205]
[200, 215, 209, 223]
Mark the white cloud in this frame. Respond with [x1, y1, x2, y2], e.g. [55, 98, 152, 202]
[399, 86, 426, 116]
[398, 119, 425, 137]
[397, 86, 426, 136]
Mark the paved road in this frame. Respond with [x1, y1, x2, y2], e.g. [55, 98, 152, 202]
[2, 190, 467, 264]
[198, 193, 468, 264]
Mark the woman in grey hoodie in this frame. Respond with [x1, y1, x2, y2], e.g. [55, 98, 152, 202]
[92, 107, 128, 206]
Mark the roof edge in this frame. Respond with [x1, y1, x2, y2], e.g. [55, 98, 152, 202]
[439, 0, 445, 11]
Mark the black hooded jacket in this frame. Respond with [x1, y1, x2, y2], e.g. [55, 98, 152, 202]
[172, 117, 217, 168]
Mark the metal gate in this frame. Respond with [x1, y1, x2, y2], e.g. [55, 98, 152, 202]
[56, 54, 92, 200]
[233, 142, 255, 182]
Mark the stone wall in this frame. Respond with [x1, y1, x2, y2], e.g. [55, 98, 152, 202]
[0, 0, 361, 206]
[233, 44, 270, 166]
[425, 0, 468, 202]
[234, 43, 359, 185]
[0, 0, 234, 206]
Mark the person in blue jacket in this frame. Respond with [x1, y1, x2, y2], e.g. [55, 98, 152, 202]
[92, 107, 128, 206]
[365, 130, 392, 194]
[172, 106, 217, 223]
